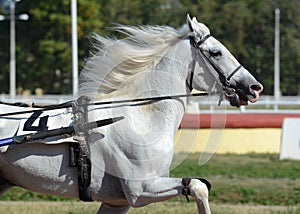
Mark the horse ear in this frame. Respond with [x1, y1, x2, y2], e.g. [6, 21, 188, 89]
[192, 17, 198, 23]
[186, 14, 194, 32]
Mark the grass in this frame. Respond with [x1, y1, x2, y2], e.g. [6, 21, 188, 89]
[1, 153, 300, 213]
[170, 153, 300, 206]
[0, 202, 298, 214]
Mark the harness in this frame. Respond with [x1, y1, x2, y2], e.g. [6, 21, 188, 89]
[0, 34, 242, 201]
[188, 34, 242, 107]
[70, 96, 93, 201]
[0, 93, 210, 201]
[0, 96, 124, 202]
[0, 93, 208, 118]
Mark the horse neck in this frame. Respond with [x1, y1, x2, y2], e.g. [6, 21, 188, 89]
[119, 39, 192, 130]
[129, 39, 191, 91]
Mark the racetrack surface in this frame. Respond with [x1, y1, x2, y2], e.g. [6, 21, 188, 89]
[0, 201, 298, 214]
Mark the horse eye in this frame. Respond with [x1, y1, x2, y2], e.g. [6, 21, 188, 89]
[209, 50, 222, 58]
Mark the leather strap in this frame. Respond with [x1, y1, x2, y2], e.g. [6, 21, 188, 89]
[182, 178, 192, 202]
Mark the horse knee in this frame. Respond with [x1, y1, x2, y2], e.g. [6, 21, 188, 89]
[187, 178, 211, 214]
[189, 178, 210, 200]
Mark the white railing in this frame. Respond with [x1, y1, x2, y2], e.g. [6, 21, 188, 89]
[0, 94, 300, 113]
[0, 94, 73, 105]
[192, 95, 300, 113]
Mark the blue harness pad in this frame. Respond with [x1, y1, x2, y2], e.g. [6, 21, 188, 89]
[0, 137, 14, 147]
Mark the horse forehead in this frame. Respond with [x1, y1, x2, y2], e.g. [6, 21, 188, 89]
[204, 37, 238, 60]
[204, 37, 224, 49]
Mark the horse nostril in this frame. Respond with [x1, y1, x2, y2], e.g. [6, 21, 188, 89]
[248, 83, 263, 103]
[250, 83, 263, 93]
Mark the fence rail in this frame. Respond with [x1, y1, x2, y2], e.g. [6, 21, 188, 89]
[190, 95, 300, 113]
[0, 94, 73, 105]
[0, 94, 299, 113]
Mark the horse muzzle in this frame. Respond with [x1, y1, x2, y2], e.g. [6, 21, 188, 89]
[224, 87, 242, 107]
[224, 82, 263, 107]
[248, 83, 263, 103]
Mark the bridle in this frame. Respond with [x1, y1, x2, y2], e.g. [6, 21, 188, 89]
[188, 34, 243, 106]
[188, 34, 242, 89]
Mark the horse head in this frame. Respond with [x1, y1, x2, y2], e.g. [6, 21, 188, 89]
[187, 14, 263, 107]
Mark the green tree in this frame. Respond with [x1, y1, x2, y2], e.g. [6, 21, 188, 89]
[0, 0, 299, 95]
[0, 0, 102, 94]
[98, 0, 186, 32]
[279, 0, 300, 95]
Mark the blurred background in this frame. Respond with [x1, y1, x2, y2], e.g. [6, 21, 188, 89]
[0, 0, 299, 98]
[0, 1, 300, 212]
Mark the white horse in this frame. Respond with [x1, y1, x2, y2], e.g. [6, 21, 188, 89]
[0, 15, 262, 213]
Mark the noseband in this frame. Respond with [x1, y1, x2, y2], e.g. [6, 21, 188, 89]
[188, 34, 242, 106]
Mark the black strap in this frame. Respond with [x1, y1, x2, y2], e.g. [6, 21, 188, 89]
[0, 101, 33, 107]
[226, 65, 242, 82]
[182, 177, 212, 203]
[72, 96, 93, 202]
[78, 152, 92, 201]
[195, 34, 211, 48]
[68, 142, 93, 202]
[0, 93, 208, 117]
[182, 178, 192, 202]
[187, 50, 196, 91]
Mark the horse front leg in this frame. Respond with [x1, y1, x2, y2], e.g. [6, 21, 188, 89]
[0, 176, 14, 195]
[121, 177, 211, 214]
[97, 203, 130, 214]
[182, 178, 211, 214]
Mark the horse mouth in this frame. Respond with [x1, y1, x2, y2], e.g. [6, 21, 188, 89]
[224, 90, 244, 107]
[237, 93, 249, 106]
[225, 87, 261, 107]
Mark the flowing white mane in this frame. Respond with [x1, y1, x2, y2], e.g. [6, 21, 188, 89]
[79, 25, 191, 97]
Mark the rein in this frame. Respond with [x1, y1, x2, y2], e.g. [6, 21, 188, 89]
[0, 92, 208, 117]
